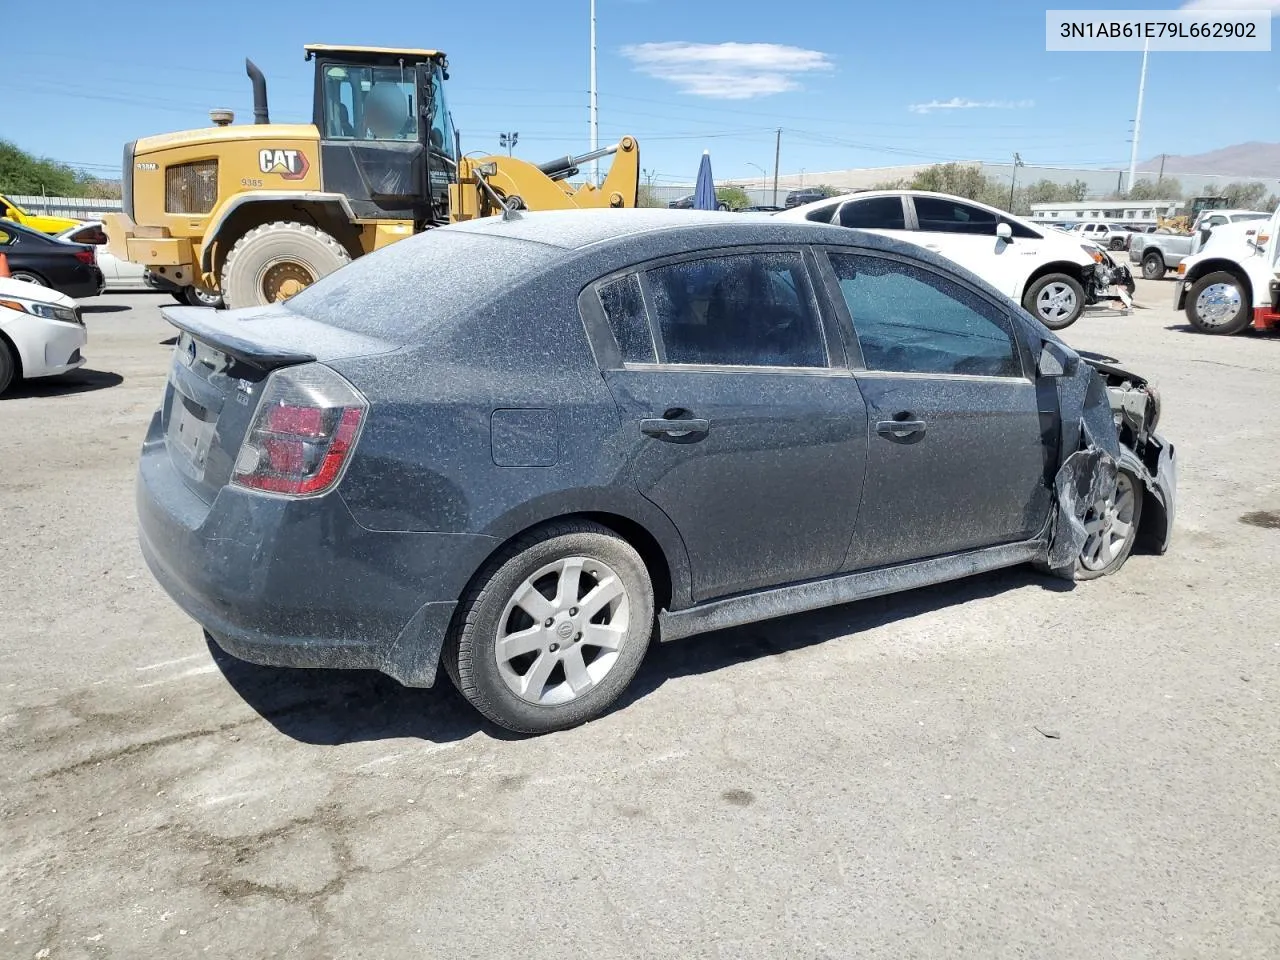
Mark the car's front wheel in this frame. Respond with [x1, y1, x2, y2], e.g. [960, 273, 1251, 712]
[445, 520, 654, 734]
[1024, 273, 1085, 330]
[1076, 470, 1142, 580]
[0, 338, 16, 394]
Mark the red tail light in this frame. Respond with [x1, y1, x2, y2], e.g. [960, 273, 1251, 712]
[74, 247, 95, 265]
[232, 364, 368, 498]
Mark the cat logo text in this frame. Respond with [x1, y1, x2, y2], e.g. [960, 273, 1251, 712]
[258, 149, 310, 181]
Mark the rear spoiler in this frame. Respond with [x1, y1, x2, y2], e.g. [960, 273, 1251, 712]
[161, 306, 317, 370]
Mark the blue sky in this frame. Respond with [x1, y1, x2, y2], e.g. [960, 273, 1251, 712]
[4, 0, 1277, 188]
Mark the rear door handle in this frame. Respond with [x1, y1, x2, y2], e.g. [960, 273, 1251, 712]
[640, 417, 710, 439]
[876, 419, 927, 442]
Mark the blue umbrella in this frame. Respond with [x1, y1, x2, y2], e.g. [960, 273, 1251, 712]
[693, 150, 718, 211]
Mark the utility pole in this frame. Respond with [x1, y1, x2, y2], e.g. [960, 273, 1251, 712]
[1008, 152, 1024, 211]
[589, 0, 599, 186]
[499, 132, 519, 156]
[1126, 37, 1149, 193]
[1156, 153, 1166, 188]
[772, 128, 781, 207]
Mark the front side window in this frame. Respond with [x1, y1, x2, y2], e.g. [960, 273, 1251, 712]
[322, 64, 418, 141]
[828, 253, 1022, 379]
[428, 64, 456, 159]
[644, 252, 828, 368]
[913, 196, 998, 235]
[838, 196, 905, 230]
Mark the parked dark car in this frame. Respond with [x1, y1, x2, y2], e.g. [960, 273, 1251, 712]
[668, 193, 729, 211]
[0, 218, 103, 298]
[785, 188, 828, 208]
[138, 210, 1176, 734]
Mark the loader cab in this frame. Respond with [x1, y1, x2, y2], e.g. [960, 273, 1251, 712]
[306, 44, 456, 227]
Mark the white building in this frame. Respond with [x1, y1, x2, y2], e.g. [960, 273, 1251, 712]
[1028, 199, 1180, 224]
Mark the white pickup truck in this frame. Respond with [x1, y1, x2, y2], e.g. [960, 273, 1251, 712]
[1131, 209, 1271, 279]
[1174, 205, 1280, 335]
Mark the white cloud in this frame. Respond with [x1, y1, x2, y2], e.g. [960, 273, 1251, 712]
[908, 97, 1035, 115]
[620, 42, 833, 100]
[1181, 0, 1280, 11]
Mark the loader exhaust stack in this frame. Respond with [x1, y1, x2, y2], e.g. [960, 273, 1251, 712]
[246, 59, 270, 125]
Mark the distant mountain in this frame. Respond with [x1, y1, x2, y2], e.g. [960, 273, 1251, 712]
[1138, 142, 1280, 178]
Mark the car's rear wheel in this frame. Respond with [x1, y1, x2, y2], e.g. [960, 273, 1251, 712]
[444, 520, 654, 734]
[1023, 273, 1085, 330]
[1141, 251, 1165, 280]
[1076, 470, 1142, 580]
[1186, 270, 1252, 335]
[0, 338, 16, 394]
[10, 271, 46, 286]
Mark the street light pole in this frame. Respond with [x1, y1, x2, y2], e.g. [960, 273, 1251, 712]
[589, 0, 599, 186]
[1127, 37, 1149, 193]
[499, 132, 519, 156]
[746, 162, 766, 202]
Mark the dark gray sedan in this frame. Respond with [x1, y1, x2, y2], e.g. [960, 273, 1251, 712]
[138, 210, 1176, 734]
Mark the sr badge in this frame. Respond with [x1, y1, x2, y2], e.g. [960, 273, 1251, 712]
[258, 148, 310, 181]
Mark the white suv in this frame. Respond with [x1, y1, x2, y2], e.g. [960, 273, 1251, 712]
[776, 191, 1114, 329]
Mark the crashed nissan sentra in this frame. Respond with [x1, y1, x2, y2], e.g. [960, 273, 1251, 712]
[136, 209, 1175, 734]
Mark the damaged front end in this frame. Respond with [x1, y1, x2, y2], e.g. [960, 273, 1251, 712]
[1041, 346, 1177, 578]
[1084, 245, 1137, 313]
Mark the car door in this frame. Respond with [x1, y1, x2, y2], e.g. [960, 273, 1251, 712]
[819, 248, 1052, 570]
[908, 196, 1036, 298]
[589, 248, 870, 602]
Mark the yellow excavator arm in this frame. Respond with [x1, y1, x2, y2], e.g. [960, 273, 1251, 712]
[451, 136, 639, 222]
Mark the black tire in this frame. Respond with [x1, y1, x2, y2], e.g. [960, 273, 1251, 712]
[169, 291, 186, 304]
[10, 271, 47, 287]
[444, 520, 655, 734]
[1023, 273, 1086, 330]
[1075, 470, 1143, 581]
[1109, 237, 1125, 251]
[1141, 251, 1165, 280]
[221, 221, 350, 310]
[1185, 270, 1252, 335]
[182, 285, 224, 308]
[0, 338, 16, 395]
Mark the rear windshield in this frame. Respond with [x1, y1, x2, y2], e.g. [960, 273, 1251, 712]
[285, 229, 562, 340]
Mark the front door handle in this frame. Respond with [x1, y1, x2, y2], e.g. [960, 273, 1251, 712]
[876, 418, 927, 442]
[640, 417, 710, 439]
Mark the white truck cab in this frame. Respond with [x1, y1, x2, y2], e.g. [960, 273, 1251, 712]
[1175, 206, 1280, 335]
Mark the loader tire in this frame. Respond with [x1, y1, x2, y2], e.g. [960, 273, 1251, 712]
[222, 221, 350, 309]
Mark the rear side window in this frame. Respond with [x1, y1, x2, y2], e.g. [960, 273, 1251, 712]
[914, 197, 998, 235]
[829, 253, 1022, 378]
[597, 274, 656, 363]
[838, 197, 905, 230]
[644, 251, 827, 368]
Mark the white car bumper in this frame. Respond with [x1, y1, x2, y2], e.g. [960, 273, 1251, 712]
[6, 312, 88, 379]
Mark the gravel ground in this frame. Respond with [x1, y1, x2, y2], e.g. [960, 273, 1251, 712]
[1, 279, 1278, 959]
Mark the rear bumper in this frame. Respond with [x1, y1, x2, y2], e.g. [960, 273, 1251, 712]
[136, 412, 495, 687]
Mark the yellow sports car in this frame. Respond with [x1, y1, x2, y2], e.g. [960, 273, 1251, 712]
[0, 195, 81, 235]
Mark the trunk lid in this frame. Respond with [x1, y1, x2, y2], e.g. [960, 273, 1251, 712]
[159, 303, 395, 504]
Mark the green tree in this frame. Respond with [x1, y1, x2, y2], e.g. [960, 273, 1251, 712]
[814, 184, 842, 198]
[0, 141, 85, 196]
[1125, 177, 1182, 201]
[716, 185, 751, 210]
[1217, 181, 1269, 210]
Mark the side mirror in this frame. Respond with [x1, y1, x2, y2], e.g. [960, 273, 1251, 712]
[1038, 340, 1079, 378]
[996, 222, 1013, 243]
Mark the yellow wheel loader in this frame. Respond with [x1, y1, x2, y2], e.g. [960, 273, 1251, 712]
[104, 45, 639, 308]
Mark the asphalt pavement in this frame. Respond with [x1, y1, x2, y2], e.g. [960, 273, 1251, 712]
[1, 279, 1278, 959]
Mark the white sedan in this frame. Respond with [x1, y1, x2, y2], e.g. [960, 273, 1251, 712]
[776, 190, 1119, 329]
[0, 276, 87, 393]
